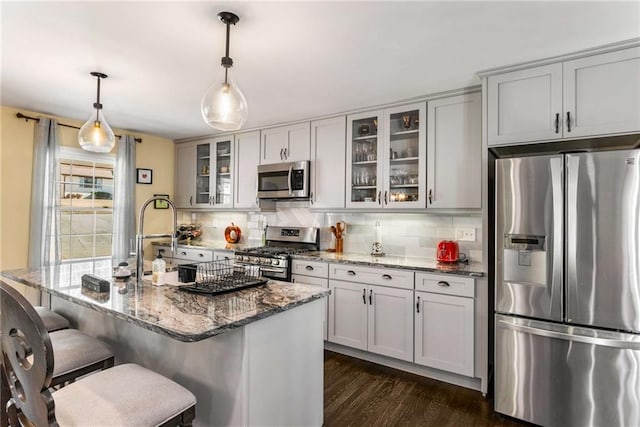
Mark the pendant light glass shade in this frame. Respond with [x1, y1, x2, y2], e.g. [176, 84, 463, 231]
[201, 66, 248, 131]
[78, 110, 116, 153]
[78, 71, 116, 153]
[201, 11, 248, 131]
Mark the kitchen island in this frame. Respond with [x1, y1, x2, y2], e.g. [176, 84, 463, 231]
[1, 260, 329, 427]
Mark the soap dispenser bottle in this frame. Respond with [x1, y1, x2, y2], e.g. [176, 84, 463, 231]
[152, 253, 166, 285]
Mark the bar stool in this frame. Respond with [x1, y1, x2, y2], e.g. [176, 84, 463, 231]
[34, 306, 70, 332]
[1, 280, 197, 426]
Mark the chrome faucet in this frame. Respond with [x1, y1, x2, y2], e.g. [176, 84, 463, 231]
[136, 195, 177, 282]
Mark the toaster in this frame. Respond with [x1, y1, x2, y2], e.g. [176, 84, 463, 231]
[437, 240, 459, 263]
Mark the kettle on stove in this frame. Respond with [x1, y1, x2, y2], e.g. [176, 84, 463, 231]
[437, 240, 459, 263]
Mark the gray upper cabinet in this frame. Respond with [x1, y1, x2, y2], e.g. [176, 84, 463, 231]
[427, 92, 482, 209]
[234, 130, 260, 209]
[562, 47, 640, 138]
[487, 44, 640, 146]
[310, 116, 346, 209]
[487, 63, 563, 146]
[175, 142, 196, 208]
[260, 122, 311, 164]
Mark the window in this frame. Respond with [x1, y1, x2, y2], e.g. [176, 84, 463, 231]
[58, 147, 115, 260]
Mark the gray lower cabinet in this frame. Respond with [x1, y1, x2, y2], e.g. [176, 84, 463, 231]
[291, 259, 330, 340]
[328, 264, 414, 362]
[155, 245, 215, 265]
[414, 272, 475, 376]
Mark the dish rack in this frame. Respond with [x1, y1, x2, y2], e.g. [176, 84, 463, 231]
[178, 259, 268, 295]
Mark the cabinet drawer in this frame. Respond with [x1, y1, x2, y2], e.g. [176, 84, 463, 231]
[173, 247, 215, 263]
[415, 272, 474, 298]
[329, 264, 413, 290]
[292, 260, 329, 278]
[291, 274, 328, 288]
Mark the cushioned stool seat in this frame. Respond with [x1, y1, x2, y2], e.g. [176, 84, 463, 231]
[34, 306, 70, 332]
[54, 363, 197, 427]
[49, 328, 114, 385]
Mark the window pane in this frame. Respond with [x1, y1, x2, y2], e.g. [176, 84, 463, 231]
[95, 212, 112, 234]
[95, 234, 112, 258]
[60, 212, 71, 235]
[58, 151, 114, 261]
[69, 235, 94, 259]
[60, 235, 71, 260]
[68, 211, 95, 235]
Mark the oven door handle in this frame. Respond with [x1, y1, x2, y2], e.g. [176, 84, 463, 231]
[288, 164, 294, 196]
[260, 266, 286, 273]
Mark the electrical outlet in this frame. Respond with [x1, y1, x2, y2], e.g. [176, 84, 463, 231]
[456, 227, 476, 242]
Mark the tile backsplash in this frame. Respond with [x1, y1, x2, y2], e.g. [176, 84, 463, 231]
[179, 204, 483, 263]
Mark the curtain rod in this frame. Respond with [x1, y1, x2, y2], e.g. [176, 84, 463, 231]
[15, 112, 143, 143]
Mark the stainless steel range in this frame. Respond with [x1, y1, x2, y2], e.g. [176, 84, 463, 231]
[234, 226, 320, 281]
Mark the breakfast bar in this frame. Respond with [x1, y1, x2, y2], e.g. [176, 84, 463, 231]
[1, 260, 329, 427]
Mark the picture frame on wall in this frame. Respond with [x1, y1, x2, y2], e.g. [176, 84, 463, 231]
[154, 195, 170, 209]
[136, 168, 152, 184]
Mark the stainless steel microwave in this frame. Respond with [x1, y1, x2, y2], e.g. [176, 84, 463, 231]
[257, 161, 310, 199]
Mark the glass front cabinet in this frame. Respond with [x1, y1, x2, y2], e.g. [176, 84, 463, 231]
[346, 103, 426, 209]
[195, 136, 234, 208]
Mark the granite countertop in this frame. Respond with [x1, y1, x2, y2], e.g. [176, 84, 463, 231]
[152, 240, 250, 252]
[1, 261, 328, 343]
[293, 252, 485, 277]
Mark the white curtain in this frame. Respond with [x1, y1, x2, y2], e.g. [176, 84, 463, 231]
[112, 135, 136, 263]
[28, 118, 61, 268]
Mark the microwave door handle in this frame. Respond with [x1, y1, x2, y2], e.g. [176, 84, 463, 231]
[288, 164, 294, 196]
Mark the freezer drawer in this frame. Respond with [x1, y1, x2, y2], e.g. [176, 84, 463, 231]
[495, 314, 640, 427]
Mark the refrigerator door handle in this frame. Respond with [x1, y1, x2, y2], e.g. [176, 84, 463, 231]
[497, 319, 640, 350]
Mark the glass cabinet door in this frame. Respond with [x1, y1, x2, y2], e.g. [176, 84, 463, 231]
[384, 103, 426, 208]
[346, 112, 383, 208]
[212, 137, 233, 207]
[195, 142, 212, 206]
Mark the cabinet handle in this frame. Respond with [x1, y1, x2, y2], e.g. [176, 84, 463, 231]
[279, 148, 283, 160]
[416, 296, 420, 313]
[310, 192, 314, 205]
[284, 147, 288, 159]
[384, 191, 388, 205]
[180, 251, 187, 256]
[212, 195, 216, 205]
[305, 265, 314, 271]
[377, 191, 382, 205]
[555, 113, 560, 134]
[437, 281, 450, 287]
[369, 289, 373, 305]
[362, 288, 366, 304]
[566, 112, 572, 132]
[382, 274, 392, 280]
[428, 189, 432, 204]
[189, 196, 193, 206]
[347, 270, 356, 276]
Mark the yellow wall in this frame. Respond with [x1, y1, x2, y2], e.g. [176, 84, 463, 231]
[0, 105, 175, 270]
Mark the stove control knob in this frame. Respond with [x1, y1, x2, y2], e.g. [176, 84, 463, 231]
[271, 259, 280, 266]
[251, 257, 260, 264]
[261, 258, 270, 265]
[237, 255, 244, 262]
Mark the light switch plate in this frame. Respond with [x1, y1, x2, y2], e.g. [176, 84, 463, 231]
[456, 227, 476, 242]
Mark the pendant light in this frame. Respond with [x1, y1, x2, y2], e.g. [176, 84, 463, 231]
[78, 72, 116, 153]
[201, 11, 248, 131]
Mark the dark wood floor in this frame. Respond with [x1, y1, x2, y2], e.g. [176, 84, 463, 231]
[324, 351, 526, 427]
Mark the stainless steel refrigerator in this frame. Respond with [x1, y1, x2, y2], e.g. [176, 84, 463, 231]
[495, 149, 640, 427]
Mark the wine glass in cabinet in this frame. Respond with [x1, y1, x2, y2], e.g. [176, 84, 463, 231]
[346, 112, 383, 208]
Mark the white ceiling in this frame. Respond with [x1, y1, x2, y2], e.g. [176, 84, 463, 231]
[2, 1, 639, 141]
